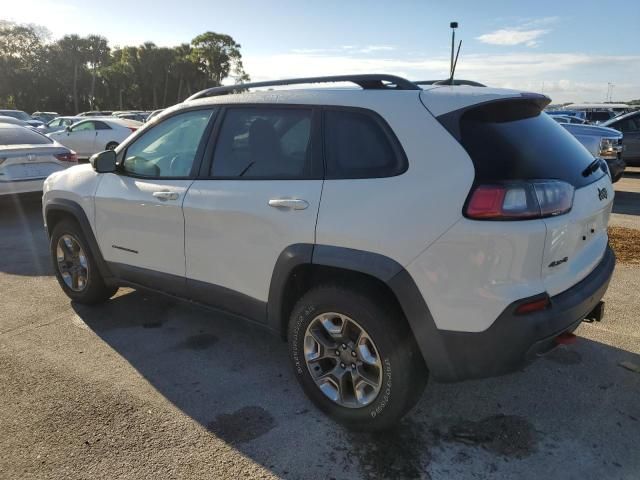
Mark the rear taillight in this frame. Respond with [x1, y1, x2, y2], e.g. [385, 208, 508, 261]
[466, 180, 574, 220]
[55, 152, 78, 163]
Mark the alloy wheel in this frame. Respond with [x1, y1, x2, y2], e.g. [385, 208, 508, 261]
[56, 234, 89, 292]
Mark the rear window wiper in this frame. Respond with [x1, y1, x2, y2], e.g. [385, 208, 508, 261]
[582, 158, 602, 177]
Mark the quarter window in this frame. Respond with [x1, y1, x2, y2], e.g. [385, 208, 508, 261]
[123, 109, 214, 178]
[210, 107, 314, 178]
[323, 109, 405, 179]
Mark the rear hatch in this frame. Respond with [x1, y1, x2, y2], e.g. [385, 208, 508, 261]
[435, 94, 613, 296]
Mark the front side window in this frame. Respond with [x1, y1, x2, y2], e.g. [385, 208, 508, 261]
[210, 107, 314, 178]
[323, 109, 406, 179]
[123, 109, 214, 178]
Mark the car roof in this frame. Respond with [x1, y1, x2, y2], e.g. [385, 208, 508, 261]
[179, 84, 540, 119]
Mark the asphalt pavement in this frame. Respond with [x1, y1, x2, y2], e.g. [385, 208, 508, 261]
[1, 177, 639, 480]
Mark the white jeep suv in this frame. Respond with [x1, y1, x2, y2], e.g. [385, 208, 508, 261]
[42, 75, 615, 430]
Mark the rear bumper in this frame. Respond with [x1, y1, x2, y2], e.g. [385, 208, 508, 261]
[432, 246, 615, 381]
[0, 178, 45, 196]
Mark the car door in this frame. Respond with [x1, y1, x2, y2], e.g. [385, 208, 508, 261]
[94, 108, 216, 294]
[92, 120, 115, 152]
[183, 106, 323, 320]
[58, 120, 97, 156]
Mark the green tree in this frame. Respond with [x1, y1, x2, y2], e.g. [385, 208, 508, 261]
[55, 35, 89, 113]
[85, 35, 110, 109]
[190, 32, 248, 88]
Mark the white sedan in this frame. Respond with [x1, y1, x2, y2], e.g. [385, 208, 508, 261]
[0, 124, 78, 196]
[48, 118, 141, 159]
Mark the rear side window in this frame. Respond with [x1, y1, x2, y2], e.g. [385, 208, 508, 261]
[449, 100, 604, 188]
[210, 107, 315, 178]
[323, 109, 406, 179]
[0, 126, 52, 145]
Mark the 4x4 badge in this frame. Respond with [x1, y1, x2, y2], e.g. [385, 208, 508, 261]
[598, 187, 608, 201]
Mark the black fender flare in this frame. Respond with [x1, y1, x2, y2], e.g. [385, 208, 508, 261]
[267, 243, 456, 381]
[44, 198, 113, 280]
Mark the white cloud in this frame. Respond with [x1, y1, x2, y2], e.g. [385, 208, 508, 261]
[477, 28, 548, 46]
[242, 50, 640, 103]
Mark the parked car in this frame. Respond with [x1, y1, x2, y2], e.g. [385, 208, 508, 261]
[114, 111, 148, 122]
[545, 110, 587, 121]
[0, 109, 43, 127]
[0, 115, 32, 127]
[0, 124, 77, 196]
[37, 116, 84, 134]
[549, 114, 588, 125]
[47, 118, 141, 159]
[145, 109, 164, 122]
[32, 111, 60, 123]
[602, 111, 640, 166]
[77, 110, 113, 117]
[555, 121, 626, 182]
[42, 74, 615, 430]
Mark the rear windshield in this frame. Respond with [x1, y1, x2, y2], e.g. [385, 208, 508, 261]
[0, 127, 53, 145]
[450, 100, 604, 188]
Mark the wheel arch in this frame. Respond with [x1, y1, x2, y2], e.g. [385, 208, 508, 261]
[268, 244, 457, 380]
[44, 199, 113, 280]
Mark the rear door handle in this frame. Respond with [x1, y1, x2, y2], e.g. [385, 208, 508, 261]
[268, 198, 309, 210]
[153, 191, 179, 201]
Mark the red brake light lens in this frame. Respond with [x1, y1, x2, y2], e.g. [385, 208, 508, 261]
[54, 152, 78, 163]
[515, 296, 550, 315]
[466, 180, 574, 220]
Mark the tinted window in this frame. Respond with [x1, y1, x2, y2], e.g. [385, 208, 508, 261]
[123, 109, 213, 178]
[211, 107, 313, 178]
[324, 109, 405, 179]
[94, 121, 111, 130]
[455, 100, 604, 188]
[616, 117, 640, 133]
[0, 126, 52, 145]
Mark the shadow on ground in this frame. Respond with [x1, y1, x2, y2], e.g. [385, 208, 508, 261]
[0, 194, 52, 276]
[72, 290, 640, 479]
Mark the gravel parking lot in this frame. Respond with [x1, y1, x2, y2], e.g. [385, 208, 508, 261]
[1, 174, 639, 480]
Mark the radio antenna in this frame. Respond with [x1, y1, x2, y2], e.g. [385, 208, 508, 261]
[448, 22, 462, 85]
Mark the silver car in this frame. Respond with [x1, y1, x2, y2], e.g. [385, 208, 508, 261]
[0, 124, 78, 196]
[37, 116, 84, 134]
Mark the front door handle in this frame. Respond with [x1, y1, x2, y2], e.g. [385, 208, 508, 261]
[268, 198, 309, 210]
[153, 191, 179, 201]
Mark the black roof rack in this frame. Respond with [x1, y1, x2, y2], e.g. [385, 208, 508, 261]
[415, 79, 486, 87]
[186, 74, 421, 101]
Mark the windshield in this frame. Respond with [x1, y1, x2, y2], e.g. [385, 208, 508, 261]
[0, 126, 53, 145]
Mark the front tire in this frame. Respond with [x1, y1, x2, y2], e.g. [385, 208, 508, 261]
[106, 141, 118, 150]
[288, 284, 427, 431]
[50, 220, 118, 304]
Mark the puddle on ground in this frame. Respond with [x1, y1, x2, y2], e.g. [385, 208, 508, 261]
[182, 333, 219, 350]
[207, 406, 276, 444]
[348, 420, 430, 480]
[448, 414, 536, 458]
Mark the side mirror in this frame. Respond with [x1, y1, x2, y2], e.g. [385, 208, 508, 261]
[90, 150, 117, 173]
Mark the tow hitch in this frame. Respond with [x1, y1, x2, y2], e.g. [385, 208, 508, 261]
[583, 301, 605, 323]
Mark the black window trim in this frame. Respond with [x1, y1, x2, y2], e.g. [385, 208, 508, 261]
[197, 103, 323, 181]
[320, 105, 408, 180]
[115, 105, 219, 181]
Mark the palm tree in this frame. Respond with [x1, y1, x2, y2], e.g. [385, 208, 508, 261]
[85, 35, 110, 109]
[56, 35, 88, 113]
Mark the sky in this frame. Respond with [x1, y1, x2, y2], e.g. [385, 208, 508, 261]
[2, 0, 639, 103]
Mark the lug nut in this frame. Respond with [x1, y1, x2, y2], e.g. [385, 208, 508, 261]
[335, 350, 340, 356]
[341, 344, 347, 350]
[351, 351, 357, 357]
[351, 363, 356, 369]
[340, 363, 346, 369]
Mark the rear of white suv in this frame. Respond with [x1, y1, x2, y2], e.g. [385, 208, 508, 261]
[42, 76, 615, 430]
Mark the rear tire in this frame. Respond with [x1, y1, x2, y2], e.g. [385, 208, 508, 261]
[288, 284, 427, 431]
[50, 219, 117, 304]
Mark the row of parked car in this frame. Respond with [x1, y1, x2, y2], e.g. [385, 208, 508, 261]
[0, 109, 166, 196]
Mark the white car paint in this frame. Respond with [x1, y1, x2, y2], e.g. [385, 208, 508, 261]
[47, 118, 141, 159]
[42, 85, 613, 337]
